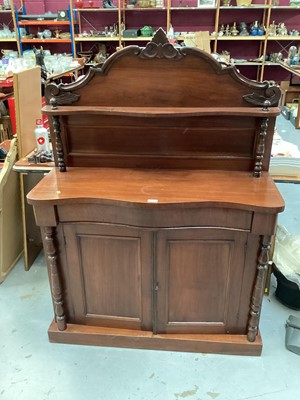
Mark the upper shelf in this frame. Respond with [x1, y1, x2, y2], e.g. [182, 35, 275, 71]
[271, 5, 300, 9]
[267, 36, 300, 41]
[219, 5, 269, 9]
[0, 38, 17, 42]
[75, 35, 119, 41]
[42, 105, 281, 118]
[18, 20, 71, 26]
[74, 7, 118, 11]
[72, 4, 300, 11]
[21, 38, 72, 43]
[217, 36, 266, 40]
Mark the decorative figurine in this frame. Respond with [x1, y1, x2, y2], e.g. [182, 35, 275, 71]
[218, 24, 225, 37]
[250, 21, 259, 36]
[277, 22, 287, 36]
[288, 45, 299, 65]
[268, 21, 277, 36]
[269, 52, 283, 63]
[103, 0, 117, 7]
[224, 24, 231, 36]
[239, 22, 249, 36]
[288, 45, 298, 61]
[220, 50, 230, 63]
[257, 24, 265, 36]
[230, 22, 239, 36]
[94, 44, 107, 64]
[54, 29, 61, 39]
[3, 0, 10, 9]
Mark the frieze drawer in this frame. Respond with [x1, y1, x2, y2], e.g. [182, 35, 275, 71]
[57, 204, 252, 230]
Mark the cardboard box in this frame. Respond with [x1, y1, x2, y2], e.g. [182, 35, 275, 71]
[182, 31, 211, 54]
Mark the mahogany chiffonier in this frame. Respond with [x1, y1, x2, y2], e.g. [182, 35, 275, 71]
[27, 29, 285, 356]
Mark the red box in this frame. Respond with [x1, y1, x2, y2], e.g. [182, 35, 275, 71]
[7, 96, 48, 135]
[7, 97, 16, 135]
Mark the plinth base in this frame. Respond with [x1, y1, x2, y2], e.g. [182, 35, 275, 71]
[48, 320, 262, 356]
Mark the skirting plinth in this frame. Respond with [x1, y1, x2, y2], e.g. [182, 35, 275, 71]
[48, 320, 262, 356]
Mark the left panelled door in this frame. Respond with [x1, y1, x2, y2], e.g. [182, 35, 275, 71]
[62, 223, 153, 331]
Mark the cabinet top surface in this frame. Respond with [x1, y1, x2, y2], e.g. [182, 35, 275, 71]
[27, 167, 284, 213]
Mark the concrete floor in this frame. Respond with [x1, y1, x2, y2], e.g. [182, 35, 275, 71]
[1, 116, 300, 400]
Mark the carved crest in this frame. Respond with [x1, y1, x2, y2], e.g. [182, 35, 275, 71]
[139, 28, 183, 60]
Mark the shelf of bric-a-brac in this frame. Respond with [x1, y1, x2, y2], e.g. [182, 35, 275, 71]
[72, 1, 168, 54]
[16, 1, 76, 56]
[73, 4, 120, 53]
[212, 1, 260, 81]
[70, 0, 299, 82]
[0, 0, 23, 56]
[210, 0, 300, 82]
[263, 2, 300, 82]
[18, 20, 74, 48]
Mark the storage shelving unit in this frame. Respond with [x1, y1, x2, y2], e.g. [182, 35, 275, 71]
[0, 0, 23, 55]
[2, 1, 300, 82]
[15, 0, 76, 56]
[73, 4, 120, 56]
[212, 2, 268, 81]
[68, 0, 300, 81]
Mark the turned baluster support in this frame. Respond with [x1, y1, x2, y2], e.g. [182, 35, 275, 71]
[254, 117, 269, 178]
[44, 226, 66, 331]
[247, 235, 271, 342]
[52, 114, 66, 172]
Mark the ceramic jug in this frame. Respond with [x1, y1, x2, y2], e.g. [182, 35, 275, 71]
[75, 0, 84, 8]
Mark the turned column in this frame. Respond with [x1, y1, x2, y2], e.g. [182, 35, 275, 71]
[254, 117, 269, 178]
[52, 115, 66, 172]
[44, 226, 66, 331]
[247, 235, 271, 342]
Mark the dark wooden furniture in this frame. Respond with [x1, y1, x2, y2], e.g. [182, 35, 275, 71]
[27, 29, 285, 356]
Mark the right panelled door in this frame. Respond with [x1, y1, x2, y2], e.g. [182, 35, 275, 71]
[155, 228, 249, 335]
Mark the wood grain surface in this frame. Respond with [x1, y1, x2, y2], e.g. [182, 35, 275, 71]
[27, 167, 284, 212]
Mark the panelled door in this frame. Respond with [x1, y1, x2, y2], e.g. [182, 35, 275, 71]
[62, 223, 153, 331]
[62, 224, 249, 335]
[155, 228, 248, 334]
